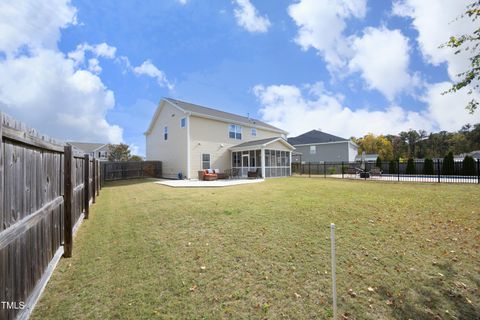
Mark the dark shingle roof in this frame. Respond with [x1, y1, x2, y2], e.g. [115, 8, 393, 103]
[67, 142, 107, 153]
[287, 130, 348, 145]
[166, 98, 286, 133]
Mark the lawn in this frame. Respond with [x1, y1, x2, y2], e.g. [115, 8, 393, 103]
[32, 178, 480, 319]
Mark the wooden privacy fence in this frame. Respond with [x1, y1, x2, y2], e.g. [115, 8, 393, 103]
[101, 161, 162, 184]
[0, 113, 101, 320]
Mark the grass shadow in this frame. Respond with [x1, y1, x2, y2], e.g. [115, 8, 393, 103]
[103, 178, 161, 188]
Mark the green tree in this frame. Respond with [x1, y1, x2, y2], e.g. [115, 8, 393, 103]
[356, 133, 394, 160]
[441, 1, 480, 113]
[389, 160, 397, 174]
[129, 155, 144, 161]
[406, 158, 416, 175]
[462, 155, 476, 175]
[108, 143, 131, 161]
[442, 152, 455, 175]
[423, 158, 434, 175]
[375, 156, 382, 169]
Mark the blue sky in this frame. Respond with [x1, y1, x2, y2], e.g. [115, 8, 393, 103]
[0, 0, 479, 156]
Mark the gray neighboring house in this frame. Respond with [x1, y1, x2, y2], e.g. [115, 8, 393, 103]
[67, 142, 110, 160]
[288, 130, 358, 163]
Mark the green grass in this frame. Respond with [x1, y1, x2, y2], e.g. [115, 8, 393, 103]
[32, 178, 480, 319]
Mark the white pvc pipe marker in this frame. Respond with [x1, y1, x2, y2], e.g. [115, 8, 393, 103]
[331, 223, 337, 320]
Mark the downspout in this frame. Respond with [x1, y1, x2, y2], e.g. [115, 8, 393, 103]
[186, 112, 191, 179]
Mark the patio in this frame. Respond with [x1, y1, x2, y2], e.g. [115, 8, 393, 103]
[155, 178, 265, 188]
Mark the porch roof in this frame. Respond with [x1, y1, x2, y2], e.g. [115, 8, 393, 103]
[230, 137, 295, 152]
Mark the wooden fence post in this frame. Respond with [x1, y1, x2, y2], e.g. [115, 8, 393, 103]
[63, 145, 73, 258]
[477, 159, 479, 184]
[96, 160, 100, 196]
[92, 158, 96, 204]
[84, 154, 90, 219]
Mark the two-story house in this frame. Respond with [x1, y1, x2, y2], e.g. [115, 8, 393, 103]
[145, 98, 295, 179]
[67, 142, 110, 161]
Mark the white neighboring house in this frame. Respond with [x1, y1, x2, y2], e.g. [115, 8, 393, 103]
[67, 142, 109, 161]
[145, 98, 295, 179]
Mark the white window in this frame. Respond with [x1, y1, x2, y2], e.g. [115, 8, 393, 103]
[251, 128, 257, 136]
[202, 154, 210, 169]
[164, 126, 168, 140]
[229, 124, 242, 140]
[180, 118, 186, 128]
[310, 145, 316, 154]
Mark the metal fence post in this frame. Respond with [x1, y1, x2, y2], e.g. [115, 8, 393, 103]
[397, 160, 400, 182]
[63, 145, 73, 258]
[308, 162, 311, 177]
[324, 162, 326, 178]
[437, 159, 441, 183]
[477, 159, 479, 184]
[342, 161, 344, 179]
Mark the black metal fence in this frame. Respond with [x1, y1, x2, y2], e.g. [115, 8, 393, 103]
[292, 159, 480, 184]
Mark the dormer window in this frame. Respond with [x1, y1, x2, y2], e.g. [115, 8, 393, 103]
[229, 124, 242, 140]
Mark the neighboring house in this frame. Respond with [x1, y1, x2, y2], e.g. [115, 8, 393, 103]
[456, 150, 480, 160]
[67, 142, 109, 160]
[288, 130, 358, 163]
[145, 98, 295, 179]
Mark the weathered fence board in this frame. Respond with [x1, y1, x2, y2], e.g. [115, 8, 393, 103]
[101, 161, 162, 182]
[0, 112, 101, 319]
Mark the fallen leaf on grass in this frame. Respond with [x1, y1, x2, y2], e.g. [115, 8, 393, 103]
[367, 287, 375, 292]
[189, 285, 197, 292]
[294, 292, 301, 299]
[348, 289, 357, 297]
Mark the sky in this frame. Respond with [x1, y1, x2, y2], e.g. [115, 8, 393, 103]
[0, 0, 479, 156]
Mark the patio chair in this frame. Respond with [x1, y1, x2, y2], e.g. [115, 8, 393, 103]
[247, 168, 260, 178]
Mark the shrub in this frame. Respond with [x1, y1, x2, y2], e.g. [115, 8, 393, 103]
[423, 158, 434, 175]
[442, 152, 455, 175]
[462, 155, 476, 176]
[375, 156, 382, 169]
[406, 158, 416, 175]
[389, 160, 397, 174]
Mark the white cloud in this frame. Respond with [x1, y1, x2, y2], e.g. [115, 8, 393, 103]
[68, 42, 117, 66]
[392, 0, 473, 80]
[349, 27, 420, 100]
[288, 0, 366, 70]
[254, 82, 480, 137]
[88, 58, 102, 74]
[0, 1, 122, 143]
[133, 60, 173, 90]
[233, 0, 271, 33]
[423, 82, 480, 131]
[0, 0, 77, 56]
[0, 50, 122, 143]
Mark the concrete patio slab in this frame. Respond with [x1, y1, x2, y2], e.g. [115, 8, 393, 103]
[155, 178, 265, 188]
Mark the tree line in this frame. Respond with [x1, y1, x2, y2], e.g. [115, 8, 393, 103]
[352, 123, 480, 160]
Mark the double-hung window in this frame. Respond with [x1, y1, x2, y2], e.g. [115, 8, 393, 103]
[310, 145, 316, 154]
[164, 126, 168, 140]
[229, 124, 242, 140]
[251, 128, 257, 136]
[202, 154, 210, 169]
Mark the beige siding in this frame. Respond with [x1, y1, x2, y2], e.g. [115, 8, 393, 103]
[265, 140, 292, 151]
[189, 116, 281, 178]
[146, 102, 188, 179]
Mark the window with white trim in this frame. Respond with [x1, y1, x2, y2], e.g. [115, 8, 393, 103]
[202, 154, 210, 169]
[180, 118, 186, 128]
[229, 124, 242, 140]
[310, 145, 316, 154]
[164, 126, 168, 140]
[251, 128, 257, 136]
